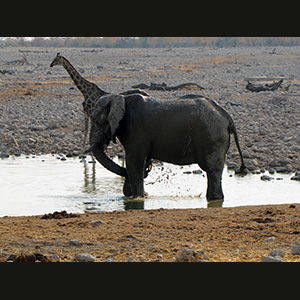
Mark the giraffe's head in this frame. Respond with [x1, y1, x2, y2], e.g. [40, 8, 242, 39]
[50, 53, 63, 67]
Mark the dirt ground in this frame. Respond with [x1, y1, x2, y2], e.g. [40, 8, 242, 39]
[0, 203, 300, 262]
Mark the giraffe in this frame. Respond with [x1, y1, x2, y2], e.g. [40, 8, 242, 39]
[50, 53, 108, 150]
[50, 53, 152, 176]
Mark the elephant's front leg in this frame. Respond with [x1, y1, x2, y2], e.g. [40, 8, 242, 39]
[125, 153, 146, 198]
[123, 159, 152, 197]
[123, 177, 132, 197]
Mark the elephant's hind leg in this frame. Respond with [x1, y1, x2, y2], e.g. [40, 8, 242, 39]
[206, 169, 224, 201]
[198, 151, 225, 201]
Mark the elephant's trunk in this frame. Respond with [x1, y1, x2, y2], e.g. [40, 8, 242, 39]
[84, 143, 127, 178]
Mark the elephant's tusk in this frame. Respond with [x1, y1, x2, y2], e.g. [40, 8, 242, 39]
[83, 143, 96, 154]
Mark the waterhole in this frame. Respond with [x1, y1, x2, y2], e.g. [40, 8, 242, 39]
[0, 154, 299, 216]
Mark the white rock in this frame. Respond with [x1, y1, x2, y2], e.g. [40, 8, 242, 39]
[88, 220, 105, 226]
[69, 239, 80, 246]
[175, 248, 196, 262]
[264, 236, 275, 242]
[292, 245, 300, 255]
[261, 255, 284, 262]
[104, 258, 115, 262]
[51, 254, 60, 261]
[269, 249, 285, 257]
[127, 257, 137, 262]
[74, 253, 96, 262]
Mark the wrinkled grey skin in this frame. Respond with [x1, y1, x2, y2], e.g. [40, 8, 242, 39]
[85, 94, 246, 201]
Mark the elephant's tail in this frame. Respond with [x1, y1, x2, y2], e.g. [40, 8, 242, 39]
[228, 118, 247, 174]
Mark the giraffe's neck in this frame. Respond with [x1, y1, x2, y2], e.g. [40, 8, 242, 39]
[60, 57, 106, 97]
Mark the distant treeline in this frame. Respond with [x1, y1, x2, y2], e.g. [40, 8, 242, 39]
[2, 37, 300, 48]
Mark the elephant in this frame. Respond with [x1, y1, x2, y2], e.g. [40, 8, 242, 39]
[84, 93, 246, 201]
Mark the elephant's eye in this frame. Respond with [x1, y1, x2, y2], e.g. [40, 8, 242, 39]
[92, 114, 104, 126]
[92, 117, 99, 125]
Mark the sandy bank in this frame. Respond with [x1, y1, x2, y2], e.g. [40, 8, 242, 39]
[0, 203, 300, 262]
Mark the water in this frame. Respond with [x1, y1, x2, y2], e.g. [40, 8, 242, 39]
[0, 154, 300, 216]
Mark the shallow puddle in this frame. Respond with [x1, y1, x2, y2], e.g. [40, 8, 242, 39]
[0, 154, 299, 216]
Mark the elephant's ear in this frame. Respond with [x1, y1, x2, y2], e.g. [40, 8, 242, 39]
[107, 94, 125, 137]
[94, 94, 125, 139]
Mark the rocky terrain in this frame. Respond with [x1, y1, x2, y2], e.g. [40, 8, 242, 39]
[1, 46, 300, 173]
[1, 204, 300, 262]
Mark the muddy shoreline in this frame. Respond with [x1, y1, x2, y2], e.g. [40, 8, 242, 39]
[0, 204, 300, 262]
[1, 46, 300, 173]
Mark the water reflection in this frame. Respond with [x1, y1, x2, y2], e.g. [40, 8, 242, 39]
[124, 198, 145, 210]
[207, 199, 224, 208]
[80, 158, 145, 211]
[81, 160, 96, 194]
